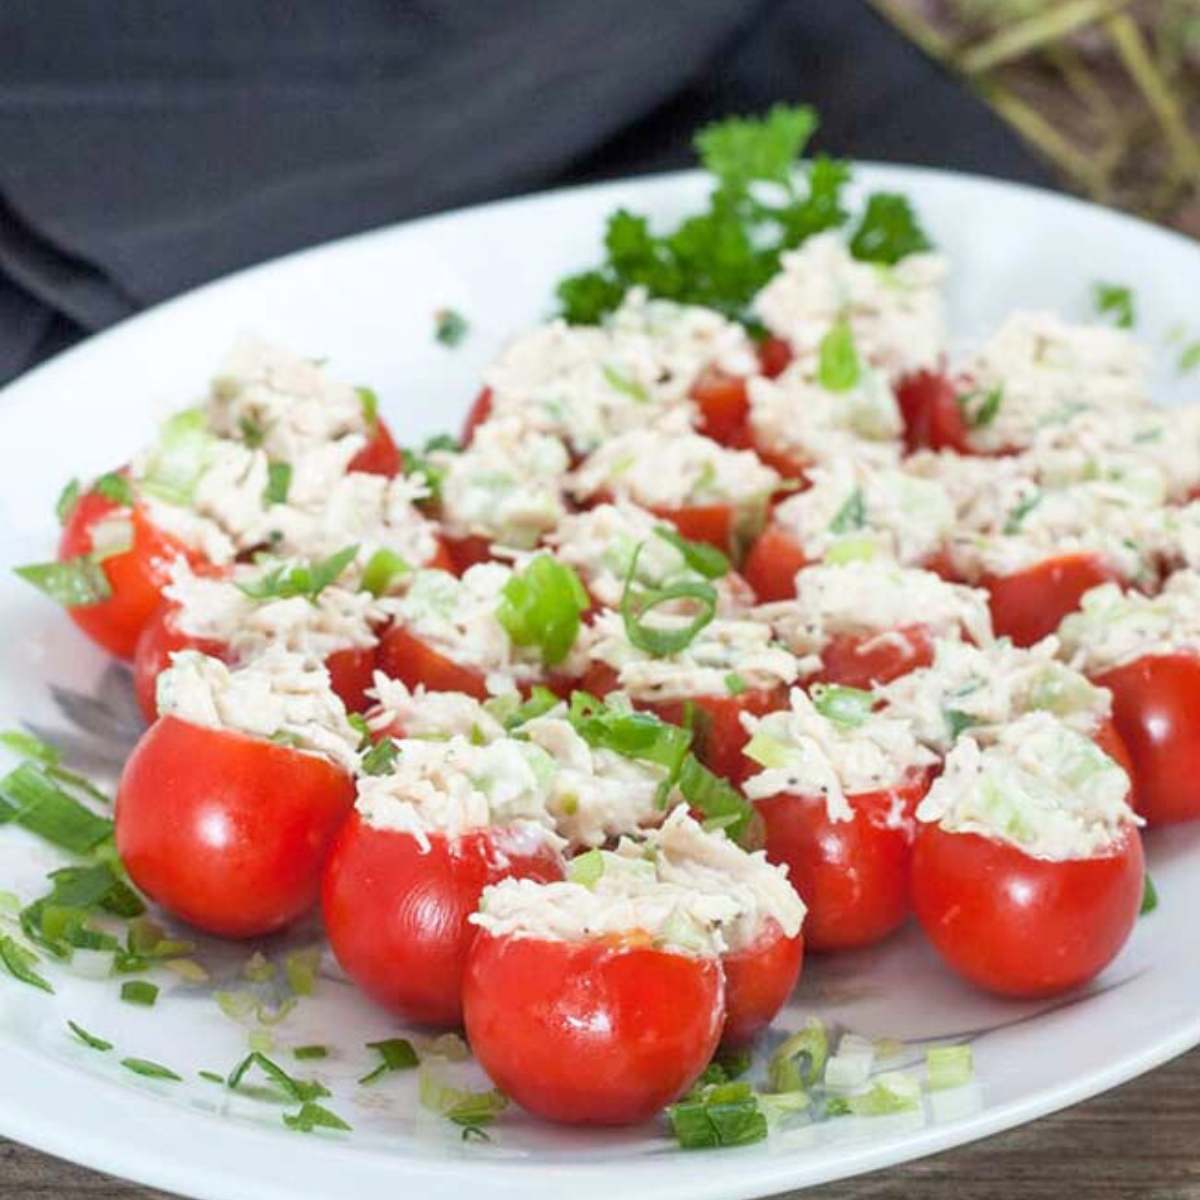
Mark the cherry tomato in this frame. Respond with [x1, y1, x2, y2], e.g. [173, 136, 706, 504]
[690, 370, 750, 447]
[442, 533, 495, 575]
[377, 625, 490, 700]
[323, 645, 380, 715]
[1092, 716, 1137, 801]
[59, 482, 201, 661]
[757, 336, 793, 379]
[895, 370, 970, 455]
[755, 772, 931, 952]
[983, 552, 1121, 648]
[461, 387, 493, 446]
[463, 930, 724, 1124]
[347, 419, 403, 477]
[132, 600, 229, 723]
[650, 502, 738, 558]
[1094, 652, 1200, 824]
[116, 716, 355, 938]
[743, 524, 810, 602]
[812, 624, 935, 690]
[911, 823, 1144, 997]
[721, 919, 804, 1047]
[322, 816, 563, 1025]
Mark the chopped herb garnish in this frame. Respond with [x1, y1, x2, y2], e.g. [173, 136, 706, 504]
[725, 672, 747, 696]
[495, 555, 590, 667]
[361, 547, 410, 597]
[677, 755, 754, 844]
[293, 1045, 328, 1061]
[94, 472, 134, 506]
[1141, 873, 1158, 916]
[0, 763, 113, 854]
[667, 1080, 768, 1150]
[138, 407, 217, 506]
[567, 693, 693, 797]
[849, 192, 932, 265]
[653, 525, 730, 579]
[356, 386, 379, 427]
[120, 980, 159, 1007]
[283, 1101, 352, 1134]
[228, 1051, 330, 1103]
[1179, 341, 1200, 374]
[767, 1018, 828, 1093]
[1092, 281, 1135, 329]
[0, 935, 53, 992]
[566, 848, 606, 889]
[243, 950, 275, 983]
[811, 683, 874, 728]
[284, 947, 321, 996]
[488, 685, 561, 731]
[358, 1037, 419, 1084]
[236, 545, 358, 604]
[1003, 490, 1042, 535]
[121, 1057, 181, 1082]
[238, 415, 265, 448]
[56, 479, 82, 526]
[199, 1069, 226, 1084]
[264, 461, 292, 506]
[620, 545, 717, 657]
[14, 558, 112, 608]
[434, 309, 470, 348]
[67, 1021, 112, 1051]
[419, 1063, 508, 1128]
[401, 433, 458, 506]
[817, 317, 861, 393]
[601, 364, 649, 404]
[828, 487, 867, 534]
[360, 736, 399, 777]
[944, 708, 977, 739]
[957, 385, 1003, 429]
[926, 1044, 973, 1091]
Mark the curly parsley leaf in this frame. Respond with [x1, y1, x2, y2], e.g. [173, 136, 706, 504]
[849, 193, 932, 265]
[1093, 281, 1135, 329]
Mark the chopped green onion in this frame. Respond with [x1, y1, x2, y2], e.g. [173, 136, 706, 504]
[825, 536, 878, 565]
[0, 730, 59, 766]
[0, 764, 113, 853]
[495, 555, 589, 667]
[434, 309, 470, 348]
[14, 558, 112, 608]
[284, 947, 322, 996]
[566, 849, 605, 889]
[121, 1057, 181, 1081]
[264, 462, 292, 506]
[828, 488, 866, 534]
[567, 694, 693, 795]
[653, 525, 730, 579]
[461, 1125, 491, 1143]
[811, 683, 874, 728]
[724, 672, 747, 696]
[228, 1051, 330, 1103]
[361, 547, 410, 597]
[283, 1101, 352, 1133]
[943, 708, 976, 739]
[216, 990, 256, 1021]
[56, 478, 82, 526]
[401, 434, 457, 505]
[667, 1081, 768, 1149]
[120, 980, 159, 1007]
[358, 1037, 419, 1084]
[767, 1018, 828, 1094]
[1003, 491, 1042, 535]
[243, 951, 276, 983]
[817, 317, 861, 393]
[165, 958, 209, 983]
[0, 935, 52, 992]
[1141, 874, 1158, 916]
[488, 685, 560, 731]
[238, 415, 265, 448]
[94, 472, 134, 506]
[418, 1063, 508, 1128]
[248, 1030, 275, 1054]
[926, 1044, 973, 1091]
[67, 1020, 112, 1051]
[360, 736, 399, 777]
[255, 997, 297, 1026]
[237, 545, 359, 603]
[832, 1071, 921, 1116]
[293, 1045, 328, 1061]
[677, 755, 754, 844]
[1178, 341, 1200, 374]
[356, 386, 379, 426]
[602, 364, 649, 403]
[1092, 281, 1135, 329]
[138, 408, 218, 506]
[199, 1069, 225, 1084]
[957, 385, 1003, 430]
[620, 546, 717, 657]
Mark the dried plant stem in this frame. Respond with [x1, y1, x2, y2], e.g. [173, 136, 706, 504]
[1044, 41, 1118, 122]
[869, 0, 957, 62]
[958, 0, 1134, 75]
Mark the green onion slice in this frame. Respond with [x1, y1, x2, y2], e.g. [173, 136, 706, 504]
[676, 755, 754, 844]
[227, 1051, 330, 1103]
[67, 1020, 112, 1051]
[138, 408, 218, 507]
[361, 547, 410, 597]
[926, 1044, 973, 1091]
[0, 935, 53, 993]
[653, 524, 730, 579]
[264, 461, 292, 506]
[620, 545, 717, 657]
[360, 737, 399, 777]
[494, 555, 589, 667]
[817, 317, 861, 393]
[14, 558, 112, 608]
[358, 1037, 419, 1085]
[828, 488, 867, 534]
[237, 545, 359, 604]
[418, 1063, 508, 1128]
[0, 764, 113, 853]
[120, 980, 159, 1007]
[810, 683, 874, 728]
[283, 1101, 352, 1133]
[120, 1057, 181, 1082]
[767, 1018, 828, 1093]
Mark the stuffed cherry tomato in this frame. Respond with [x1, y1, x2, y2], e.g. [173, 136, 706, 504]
[463, 867, 725, 1125]
[911, 712, 1144, 997]
[47, 475, 203, 660]
[116, 653, 359, 938]
[323, 799, 564, 1026]
[742, 688, 937, 952]
[580, 610, 798, 782]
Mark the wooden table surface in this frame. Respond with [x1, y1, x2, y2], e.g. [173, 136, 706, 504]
[4, 1045, 1199, 1200]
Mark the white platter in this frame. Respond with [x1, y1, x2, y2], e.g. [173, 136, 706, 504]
[0, 165, 1198, 1200]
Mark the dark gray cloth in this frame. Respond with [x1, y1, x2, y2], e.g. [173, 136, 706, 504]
[0, 1, 1052, 381]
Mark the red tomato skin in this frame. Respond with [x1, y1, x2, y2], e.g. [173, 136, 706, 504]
[115, 716, 356, 938]
[322, 818, 563, 1026]
[377, 625, 490, 700]
[812, 624, 935, 690]
[983, 553, 1121, 648]
[721, 920, 805, 1047]
[911, 824, 1144, 998]
[748, 435, 810, 483]
[58, 485, 201, 661]
[324, 645, 380, 715]
[650, 503, 737, 558]
[132, 602, 229, 724]
[1092, 716, 1137, 799]
[1094, 653, 1200, 824]
[463, 931, 725, 1125]
[690, 370, 749, 447]
[895, 370, 970, 455]
[442, 533, 495, 575]
[755, 773, 931, 953]
[743, 525, 810, 602]
[461, 387, 493, 446]
[347, 419, 403, 477]
[758, 336, 793, 379]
